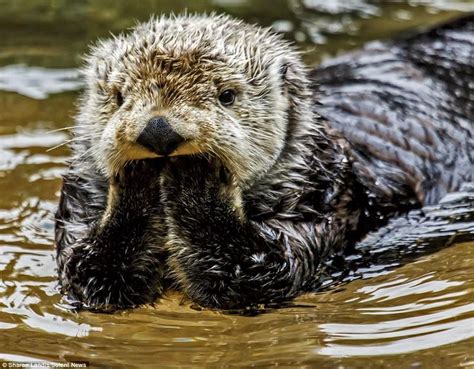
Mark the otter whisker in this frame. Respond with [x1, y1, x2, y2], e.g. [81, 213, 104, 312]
[69, 146, 97, 166]
[45, 125, 94, 134]
[46, 134, 101, 153]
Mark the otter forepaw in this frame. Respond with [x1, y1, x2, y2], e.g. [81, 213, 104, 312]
[59, 241, 166, 312]
[112, 159, 164, 194]
[162, 156, 240, 208]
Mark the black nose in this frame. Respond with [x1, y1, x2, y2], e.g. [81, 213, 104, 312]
[137, 117, 185, 156]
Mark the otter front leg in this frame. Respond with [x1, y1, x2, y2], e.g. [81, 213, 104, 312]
[56, 160, 167, 311]
[162, 157, 343, 309]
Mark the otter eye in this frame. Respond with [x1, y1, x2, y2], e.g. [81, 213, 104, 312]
[115, 91, 124, 107]
[218, 89, 236, 106]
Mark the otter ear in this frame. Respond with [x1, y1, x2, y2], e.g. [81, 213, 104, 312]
[85, 56, 116, 96]
[95, 60, 110, 82]
[279, 63, 289, 80]
[84, 39, 116, 92]
[90, 59, 110, 94]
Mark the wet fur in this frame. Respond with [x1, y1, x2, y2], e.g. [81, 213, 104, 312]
[55, 14, 474, 310]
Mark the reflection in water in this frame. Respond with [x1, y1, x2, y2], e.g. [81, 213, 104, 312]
[318, 255, 474, 357]
[300, 0, 380, 16]
[0, 65, 81, 99]
[0, 0, 473, 367]
[319, 316, 474, 356]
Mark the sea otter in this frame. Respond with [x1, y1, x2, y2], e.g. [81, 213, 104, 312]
[55, 14, 474, 310]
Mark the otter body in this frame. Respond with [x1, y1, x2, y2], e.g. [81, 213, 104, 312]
[55, 14, 474, 310]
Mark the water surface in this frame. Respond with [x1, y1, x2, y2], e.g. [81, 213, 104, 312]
[0, 1, 473, 367]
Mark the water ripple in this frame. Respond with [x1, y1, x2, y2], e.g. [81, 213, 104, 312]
[0, 65, 82, 99]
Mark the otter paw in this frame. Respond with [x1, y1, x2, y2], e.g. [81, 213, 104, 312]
[59, 242, 165, 311]
[113, 159, 164, 192]
[104, 159, 166, 218]
[161, 156, 244, 224]
[162, 156, 234, 199]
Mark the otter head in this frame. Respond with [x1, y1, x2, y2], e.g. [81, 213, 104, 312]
[78, 14, 310, 186]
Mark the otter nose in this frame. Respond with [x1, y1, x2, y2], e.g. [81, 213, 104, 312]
[137, 117, 185, 156]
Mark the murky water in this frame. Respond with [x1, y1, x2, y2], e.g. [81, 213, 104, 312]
[1, 1, 473, 368]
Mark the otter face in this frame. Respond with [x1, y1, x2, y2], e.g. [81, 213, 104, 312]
[79, 14, 308, 185]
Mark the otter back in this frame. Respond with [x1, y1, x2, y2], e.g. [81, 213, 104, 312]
[311, 14, 474, 216]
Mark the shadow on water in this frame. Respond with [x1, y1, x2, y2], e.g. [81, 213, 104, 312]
[0, 1, 473, 368]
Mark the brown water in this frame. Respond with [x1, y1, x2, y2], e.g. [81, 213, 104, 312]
[1, 1, 474, 368]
